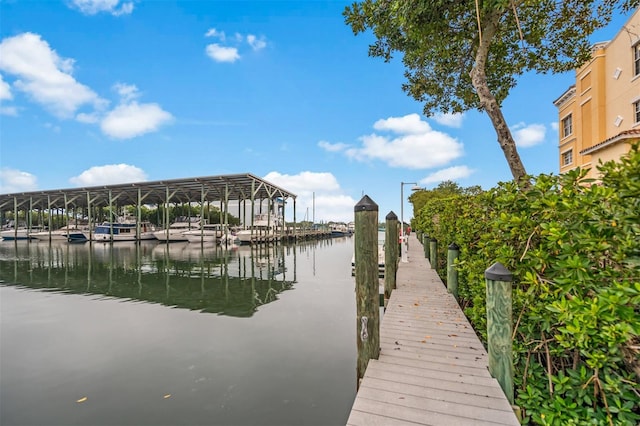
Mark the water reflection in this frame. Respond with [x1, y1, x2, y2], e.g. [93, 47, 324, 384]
[0, 236, 357, 426]
[0, 241, 294, 317]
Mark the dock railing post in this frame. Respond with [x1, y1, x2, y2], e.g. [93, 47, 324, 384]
[354, 195, 380, 386]
[447, 243, 459, 299]
[485, 262, 514, 405]
[423, 234, 430, 259]
[384, 211, 398, 303]
[429, 238, 438, 269]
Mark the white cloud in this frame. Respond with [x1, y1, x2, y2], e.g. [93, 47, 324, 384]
[0, 168, 38, 193]
[263, 171, 356, 223]
[373, 113, 430, 134]
[0, 34, 170, 138]
[0, 74, 12, 100]
[551, 122, 559, 132]
[113, 82, 139, 102]
[0, 32, 102, 118]
[205, 28, 226, 40]
[1, 74, 17, 115]
[205, 44, 240, 63]
[101, 101, 173, 139]
[318, 140, 349, 152]
[247, 34, 267, 51]
[69, 164, 147, 186]
[204, 30, 267, 63]
[432, 112, 464, 128]
[344, 113, 463, 169]
[70, 0, 134, 16]
[420, 165, 475, 185]
[76, 112, 100, 123]
[512, 122, 546, 147]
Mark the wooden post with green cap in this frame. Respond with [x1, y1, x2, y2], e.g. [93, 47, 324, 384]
[384, 211, 398, 303]
[354, 195, 380, 386]
[447, 243, 460, 299]
[485, 262, 514, 405]
[429, 238, 438, 269]
[423, 234, 430, 259]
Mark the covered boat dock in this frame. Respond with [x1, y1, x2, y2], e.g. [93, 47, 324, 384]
[0, 173, 300, 241]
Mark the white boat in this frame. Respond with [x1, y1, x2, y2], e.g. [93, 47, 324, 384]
[184, 224, 226, 244]
[330, 222, 351, 237]
[154, 218, 201, 242]
[1, 227, 32, 240]
[67, 231, 89, 243]
[30, 227, 85, 241]
[93, 221, 157, 242]
[236, 213, 281, 245]
[1, 225, 44, 240]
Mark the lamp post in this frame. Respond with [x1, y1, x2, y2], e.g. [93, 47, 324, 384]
[400, 181, 417, 263]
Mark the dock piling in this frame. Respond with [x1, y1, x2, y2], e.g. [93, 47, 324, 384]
[429, 237, 438, 269]
[485, 262, 514, 405]
[447, 242, 459, 299]
[354, 195, 380, 386]
[384, 211, 398, 302]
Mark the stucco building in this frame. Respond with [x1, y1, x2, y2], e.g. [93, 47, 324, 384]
[554, 8, 640, 179]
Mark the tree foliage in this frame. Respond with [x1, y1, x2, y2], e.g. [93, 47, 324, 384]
[344, 0, 639, 180]
[408, 180, 482, 215]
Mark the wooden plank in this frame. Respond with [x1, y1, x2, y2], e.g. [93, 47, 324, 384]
[363, 365, 508, 399]
[351, 397, 509, 426]
[366, 359, 499, 387]
[379, 336, 487, 358]
[380, 327, 483, 344]
[379, 343, 489, 368]
[357, 386, 520, 424]
[376, 353, 493, 378]
[362, 376, 514, 412]
[347, 410, 424, 426]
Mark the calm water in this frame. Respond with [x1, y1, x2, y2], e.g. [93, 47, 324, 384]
[0, 237, 357, 426]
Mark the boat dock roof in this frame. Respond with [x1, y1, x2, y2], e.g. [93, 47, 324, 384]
[0, 173, 296, 210]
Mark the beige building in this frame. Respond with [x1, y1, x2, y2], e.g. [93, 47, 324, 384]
[554, 8, 640, 179]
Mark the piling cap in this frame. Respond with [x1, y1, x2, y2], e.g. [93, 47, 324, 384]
[354, 195, 378, 212]
[385, 211, 397, 220]
[484, 262, 513, 281]
[448, 242, 459, 250]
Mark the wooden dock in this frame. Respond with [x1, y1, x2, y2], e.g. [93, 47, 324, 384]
[347, 234, 520, 426]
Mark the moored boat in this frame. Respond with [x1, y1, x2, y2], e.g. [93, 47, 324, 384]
[236, 213, 281, 245]
[67, 232, 89, 243]
[93, 220, 156, 242]
[184, 223, 226, 244]
[1, 225, 43, 241]
[30, 227, 85, 241]
[330, 222, 352, 238]
[154, 218, 201, 242]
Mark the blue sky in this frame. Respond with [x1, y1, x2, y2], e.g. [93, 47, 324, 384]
[0, 1, 634, 223]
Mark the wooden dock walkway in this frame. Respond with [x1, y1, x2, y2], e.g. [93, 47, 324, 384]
[347, 234, 520, 426]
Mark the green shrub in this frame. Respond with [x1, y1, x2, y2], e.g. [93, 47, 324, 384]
[413, 145, 640, 424]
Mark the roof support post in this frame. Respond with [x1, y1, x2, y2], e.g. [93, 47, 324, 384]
[47, 195, 52, 242]
[137, 187, 142, 243]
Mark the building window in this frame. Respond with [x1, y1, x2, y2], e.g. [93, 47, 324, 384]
[635, 100, 640, 124]
[562, 149, 573, 166]
[635, 43, 640, 77]
[561, 114, 573, 138]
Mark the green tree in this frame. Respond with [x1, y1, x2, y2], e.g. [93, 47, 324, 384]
[344, 0, 638, 181]
[409, 180, 481, 213]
